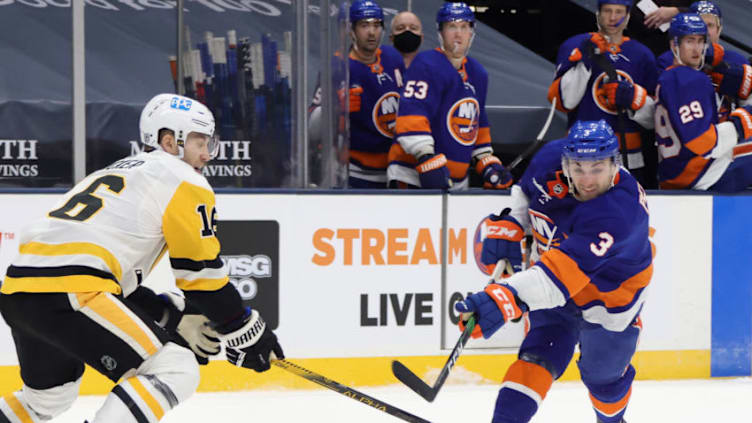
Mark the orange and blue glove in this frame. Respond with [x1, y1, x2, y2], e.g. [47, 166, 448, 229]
[711, 62, 752, 100]
[601, 79, 647, 111]
[481, 208, 524, 276]
[730, 105, 752, 141]
[348, 85, 364, 112]
[568, 33, 610, 69]
[476, 155, 513, 189]
[455, 283, 527, 339]
[416, 153, 451, 189]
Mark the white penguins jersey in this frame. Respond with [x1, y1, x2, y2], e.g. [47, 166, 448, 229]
[1, 150, 228, 297]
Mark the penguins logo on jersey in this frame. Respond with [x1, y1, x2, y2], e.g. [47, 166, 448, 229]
[592, 70, 635, 115]
[446, 97, 480, 146]
[372, 91, 400, 138]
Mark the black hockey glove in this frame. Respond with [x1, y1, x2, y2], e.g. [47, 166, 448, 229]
[217, 307, 284, 372]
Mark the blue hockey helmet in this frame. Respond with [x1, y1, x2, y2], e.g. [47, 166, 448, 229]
[669, 13, 707, 41]
[597, 0, 632, 10]
[563, 120, 620, 162]
[689, 1, 721, 21]
[436, 2, 475, 28]
[350, 0, 383, 24]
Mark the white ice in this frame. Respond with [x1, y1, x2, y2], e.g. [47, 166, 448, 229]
[49, 378, 752, 422]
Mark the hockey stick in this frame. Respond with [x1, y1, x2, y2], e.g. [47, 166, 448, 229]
[391, 315, 475, 402]
[273, 359, 431, 423]
[507, 97, 558, 171]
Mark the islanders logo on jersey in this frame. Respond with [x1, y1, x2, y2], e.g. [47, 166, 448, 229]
[372, 91, 400, 138]
[592, 69, 635, 115]
[446, 97, 480, 146]
[528, 209, 563, 254]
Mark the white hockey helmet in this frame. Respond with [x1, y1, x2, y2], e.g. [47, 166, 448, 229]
[139, 93, 218, 158]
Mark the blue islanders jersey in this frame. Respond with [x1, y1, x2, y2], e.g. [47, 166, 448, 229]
[349, 46, 406, 183]
[549, 34, 658, 169]
[654, 65, 739, 189]
[514, 139, 654, 331]
[387, 48, 493, 189]
[658, 47, 750, 123]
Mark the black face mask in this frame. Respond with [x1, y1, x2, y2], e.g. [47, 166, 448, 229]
[393, 30, 422, 54]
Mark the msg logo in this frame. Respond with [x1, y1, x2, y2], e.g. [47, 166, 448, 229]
[222, 254, 272, 300]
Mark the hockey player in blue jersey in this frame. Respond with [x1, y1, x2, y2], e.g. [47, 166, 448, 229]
[387, 2, 512, 190]
[548, 0, 658, 186]
[656, 2, 751, 122]
[346, 0, 406, 188]
[309, 0, 405, 188]
[655, 13, 752, 191]
[457, 120, 653, 423]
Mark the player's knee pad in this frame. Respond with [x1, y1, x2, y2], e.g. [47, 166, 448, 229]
[493, 359, 555, 423]
[519, 321, 577, 380]
[93, 343, 199, 423]
[136, 342, 200, 405]
[0, 377, 81, 422]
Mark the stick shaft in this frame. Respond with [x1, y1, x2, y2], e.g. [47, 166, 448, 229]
[274, 360, 432, 423]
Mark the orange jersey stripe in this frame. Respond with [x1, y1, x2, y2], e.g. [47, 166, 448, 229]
[476, 127, 491, 145]
[395, 115, 431, 135]
[685, 126, 717, 156]
[350, 150, 389, 169]
[447, 159, 470, 180]
[572, 263, 653, 308]
[539, 248, 590, 298]
[503, 359, 554, 401]
[590, 386, 633, 417]
[548, 78, 569, 112]
[616, 132, 642, 151]
[660, 156, 709, 189]
[733, 142, 752, 158]
[387, 143, 417, 165]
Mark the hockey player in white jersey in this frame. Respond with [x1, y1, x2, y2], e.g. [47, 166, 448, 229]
[0, 94, 283, 422]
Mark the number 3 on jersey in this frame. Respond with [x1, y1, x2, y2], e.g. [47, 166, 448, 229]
[403, 80, 428, 99]
[590, 232, 614, 257]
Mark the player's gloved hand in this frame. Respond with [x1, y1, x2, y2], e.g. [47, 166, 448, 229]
[475, 155, 513, 189]
[704, 42, 725, 69]
[569, 33, 609, 68]
[601, 80, 647, 111]
[416, 153, 451, 189]
[158, 292, 221, 365]
[730, 106, 752, 141]
[217, 307, 284, 373]
[711, 62, 752, 100]
[454, 283, 527, 339]
[481, 208, 524, 277]
[349, 85, 364, 112]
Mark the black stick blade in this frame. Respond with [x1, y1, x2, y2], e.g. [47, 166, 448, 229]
[392, 360, 438, 402]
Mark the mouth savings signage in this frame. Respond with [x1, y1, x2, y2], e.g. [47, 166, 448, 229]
[216, 220, 279, 329]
